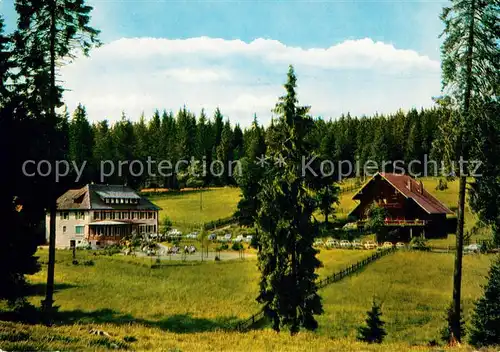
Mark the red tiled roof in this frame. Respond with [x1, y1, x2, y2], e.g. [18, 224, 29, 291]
[378, 173, 454, 214]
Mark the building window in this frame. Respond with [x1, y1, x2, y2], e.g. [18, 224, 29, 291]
[140, 212, 145, 220]
[76, 211, 85, 220]
[111, 212, 116, 220]
[105, 212, 111, 220]
[60, 212, 69, 220]
[153, 225, 156, 233]
[63, 226, 67, 233]
[94, 212, 100, 220]
[147, 212, 153, 219]
[122, 212, 128, 219]
[75, 225, 84, 235]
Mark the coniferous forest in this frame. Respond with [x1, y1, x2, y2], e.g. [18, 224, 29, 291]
[61, 102, 450, 188]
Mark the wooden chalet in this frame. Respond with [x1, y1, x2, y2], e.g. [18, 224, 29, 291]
[349, 173, 455, 239]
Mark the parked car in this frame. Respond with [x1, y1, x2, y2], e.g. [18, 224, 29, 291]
[233, 235, 244, 243]
[464, 243, 481, 254]
[340, 240, 351, 248]
[382, 241, 394, 248]
[244, 235, 253, 243]
[185, 233, 198, 239]
[363, 240, 377, 250]
[224, 233, 232, 242]
[326, 239, 340, 248]
[208, 233, 217, 241]
[314, 239, 324, 247]
[352, 240, 363, 249]
[396, 242, 406, 249]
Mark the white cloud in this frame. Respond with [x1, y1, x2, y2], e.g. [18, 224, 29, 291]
[60, 36, 442, 127]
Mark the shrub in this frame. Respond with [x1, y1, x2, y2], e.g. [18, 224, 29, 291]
[435, 179, 448, 191]
[161, 215, 173, 234]
[232, 242, 244, 251]
[410, 237, 430, 251]
[469, 256, 500, 347]
[357, 299, 387, 344]
[123, 336, 137, 343]
[83, 260, 95, 266]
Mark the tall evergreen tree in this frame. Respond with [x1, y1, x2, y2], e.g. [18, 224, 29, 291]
[112, 113, 137, 187]
[440, 0, 499, 342]
[256, 66, 322, 334]
[14, 0, 100, 314]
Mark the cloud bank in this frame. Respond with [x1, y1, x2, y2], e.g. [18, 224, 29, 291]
[61, 37, 441, 127]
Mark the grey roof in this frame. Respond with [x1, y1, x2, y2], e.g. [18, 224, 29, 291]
[93, 185, 141, 199]
[57, 184, 161, 211]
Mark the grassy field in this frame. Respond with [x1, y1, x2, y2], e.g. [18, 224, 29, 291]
[1, 249, 494, 351]
[316, 251, 494, 345]
[148, 187, 241, 232]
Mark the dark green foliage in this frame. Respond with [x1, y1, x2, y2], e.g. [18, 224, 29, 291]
[316, 184, 339, 224]
[357, 299, 387, 344]
[435, 179, 449, 191]
[256, 66, 322, 334]
[441, 302, 466, 344]
[439, 0, 499, 342]
[160, 215, 173, 234]
[235, 115, 266, 227]
[231, 242, 244, 251]
[410, 237, 430, 251]
[469, 256, 500, 347]
[366, 203, 387, 242]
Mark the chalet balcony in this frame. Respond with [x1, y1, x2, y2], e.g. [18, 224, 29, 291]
[357, 218, 427, 227]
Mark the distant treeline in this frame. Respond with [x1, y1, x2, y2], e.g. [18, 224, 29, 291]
[64, 103, 450, 189]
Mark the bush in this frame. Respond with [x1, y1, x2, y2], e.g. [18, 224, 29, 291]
[410, 237, 430, 251]
[435, 179, 448, 191]
[232, 242, 244, 251]
[83, 260, 95, 266]
[161, 215, 173, 234]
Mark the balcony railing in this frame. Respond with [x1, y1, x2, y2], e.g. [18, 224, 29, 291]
[358, 219, 427, 226]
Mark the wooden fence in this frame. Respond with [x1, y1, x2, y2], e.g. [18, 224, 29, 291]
[235, 247, 396, 332]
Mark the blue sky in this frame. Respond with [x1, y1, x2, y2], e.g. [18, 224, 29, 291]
[1, 0, 448, 126]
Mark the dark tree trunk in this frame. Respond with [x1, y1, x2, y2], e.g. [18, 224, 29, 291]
[43, 2, 57, 319]
[451, 0, 476, 343]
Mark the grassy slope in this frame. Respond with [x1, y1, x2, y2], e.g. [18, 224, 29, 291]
[316, 251, 493, 344]
[1, 250, 493, 351]
[148, 188, 241, 232]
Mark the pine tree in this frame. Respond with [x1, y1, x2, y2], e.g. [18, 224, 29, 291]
[112, 113, 137, 187]
[133, 113, 149, 187]
[92, 120, 114, 182]
[68, 103, 93, 184]
[440, 0, 499, 342]
[235, 115, 266, 227]
[357, 299, 387, 344]
[216, 120, 234, 185]
[469, 256, 500, 347]
[256, 66, 322, 334]
[14, 0, 100, 314]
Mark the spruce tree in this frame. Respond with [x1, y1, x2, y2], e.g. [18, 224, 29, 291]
[357, 299, 387, 344]
[68, 103, 93, 184]
[469, 256, 500, 347]
[440, 0, 499, 342]
[235, 115, 266, 228]
[256, 66, 322, 334]
[14, 0, 100, 314]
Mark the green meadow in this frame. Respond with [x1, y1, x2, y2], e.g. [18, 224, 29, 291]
[0, 249, 495, 351]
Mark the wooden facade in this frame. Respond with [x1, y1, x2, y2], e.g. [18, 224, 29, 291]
[349, 173, 454, 239]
